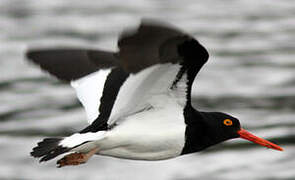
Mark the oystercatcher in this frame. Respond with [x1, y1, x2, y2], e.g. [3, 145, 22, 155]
[27, 20, 283, 168]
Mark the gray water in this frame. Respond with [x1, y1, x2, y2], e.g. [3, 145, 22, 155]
[1, 0, 295, 179]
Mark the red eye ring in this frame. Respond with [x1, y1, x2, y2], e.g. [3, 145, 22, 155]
[223, 119, 233, 126]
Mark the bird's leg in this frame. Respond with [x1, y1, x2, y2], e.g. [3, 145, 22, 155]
[57, 147, 99, 168]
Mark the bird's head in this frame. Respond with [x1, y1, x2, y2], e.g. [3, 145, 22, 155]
[200, 112, 283, 151]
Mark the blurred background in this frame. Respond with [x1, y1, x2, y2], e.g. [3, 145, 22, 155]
[0, 0, 295, 179]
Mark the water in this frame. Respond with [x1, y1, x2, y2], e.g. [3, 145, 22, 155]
[0, 0, 295, 179]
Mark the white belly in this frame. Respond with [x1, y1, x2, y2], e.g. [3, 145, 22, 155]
[96, 101, 186, 160]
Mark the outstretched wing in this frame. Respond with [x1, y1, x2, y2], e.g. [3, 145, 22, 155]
[26, 20, 209, 132]
[105, 20, 209, 125]
[26, 49, 117, 81]
[26, 49, 120, 124]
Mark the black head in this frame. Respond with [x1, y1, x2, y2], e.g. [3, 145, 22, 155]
[181, 110, 283, 155]
[200, 112, 241, 141]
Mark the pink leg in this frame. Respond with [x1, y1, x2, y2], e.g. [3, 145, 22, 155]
[57, 147, 99, 168]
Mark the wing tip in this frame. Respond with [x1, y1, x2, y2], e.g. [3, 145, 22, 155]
[25, 49, 38, 63]
[178, 38, 209, 63]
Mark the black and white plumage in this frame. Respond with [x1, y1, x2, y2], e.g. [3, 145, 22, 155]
[28, 20, 283, 166]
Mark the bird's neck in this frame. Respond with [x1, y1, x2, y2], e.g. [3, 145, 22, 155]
[181, 107, 220, 155]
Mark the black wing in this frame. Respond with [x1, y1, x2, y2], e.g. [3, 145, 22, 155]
[26, 49, 117, 81]
[29, 20, 209, 162]
[26, 20, 209, 130]
[117, 20, 209, 103]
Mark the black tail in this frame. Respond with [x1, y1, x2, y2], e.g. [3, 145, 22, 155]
[31, 138, 72, 162]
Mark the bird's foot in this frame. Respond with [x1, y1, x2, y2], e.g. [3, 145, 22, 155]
[57, 148, 98, 168]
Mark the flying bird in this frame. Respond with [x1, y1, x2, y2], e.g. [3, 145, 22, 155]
[27, 20, 283, 168]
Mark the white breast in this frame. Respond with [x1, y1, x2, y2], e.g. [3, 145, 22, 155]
[97, 95, 186, 160]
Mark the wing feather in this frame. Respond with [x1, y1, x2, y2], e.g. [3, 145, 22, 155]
[71, 69, 112, 123]
[105, 20, 208, 124]
[25, 20, 209, 129]
[26, 49, 117, 123]
[26, 49, 117, 81]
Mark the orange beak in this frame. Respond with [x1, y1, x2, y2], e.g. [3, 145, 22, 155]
[237, 128, 283, 151]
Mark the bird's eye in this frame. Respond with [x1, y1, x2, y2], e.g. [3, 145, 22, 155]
[223, 119, 233, 126]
